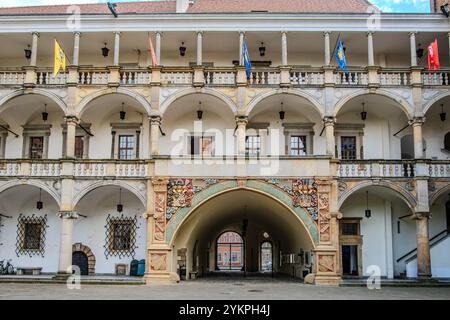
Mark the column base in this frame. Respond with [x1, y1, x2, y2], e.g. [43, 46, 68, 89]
[52, 272, 71, 281]
[144, 272, 180, 285]
[313, 275, 341, 286]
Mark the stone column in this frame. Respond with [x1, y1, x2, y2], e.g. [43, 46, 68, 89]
[30, 32, 39, 67]
[281, 32, 288, 66]
[236, 116, 248, 156]
[73, 32, 81, 66]
[196, 31, 203, 66]
[409, 32, 417, 67]
[239, 31, 245, 66]
[324, 31, 331, 66]
[150, 116, 161, 156]
[113, 31, 121, 66]
[56, 211, 79, 277]
[155, 32, 162, 65]
[324, 117, 335, 157]
[410, 117, 425, 159]
[415, 212, 432, 279]
[367, 31, 375, 66]
[65, 116, 78, 159]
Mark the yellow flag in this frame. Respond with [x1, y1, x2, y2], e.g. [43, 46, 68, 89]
[53, 39, 66, 76]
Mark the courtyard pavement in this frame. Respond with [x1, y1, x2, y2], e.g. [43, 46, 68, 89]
[0, 278, 450, 300]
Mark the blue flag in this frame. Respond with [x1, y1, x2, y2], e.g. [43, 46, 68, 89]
[335, 37, 348, 74]
[242, 41, 253, 80]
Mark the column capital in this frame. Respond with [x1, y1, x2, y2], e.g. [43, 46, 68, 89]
[149, 115, 162, 125]
[409, 31, 418, 37]
[413, 211, 431, 220]
[239, 31, 246, 36]
[281, 31, 288, 36]
[32, 31, 40, 37]
[113, 31, 122, 36]
[236, 115, 248, 125]
[367, 31, 374, 36]
[330, 212, 343, 220]
[409, 117, 425, 126]
[323, 117, 336, 126]
[64, 115, 79, 124]
[58, 211, 79, 219]
[323, 31, 331, 36]
[151, 177, 169, 189]
[73, 31, 82, 37]
[196, 30, 204, 35]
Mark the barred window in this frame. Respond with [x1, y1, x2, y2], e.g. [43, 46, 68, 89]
[16, 214, 47, 257]
[23, 223, 43, 250]
[104, 215, 139, 259]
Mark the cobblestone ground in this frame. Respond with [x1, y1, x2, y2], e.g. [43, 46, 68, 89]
[0, 279, 450, 300]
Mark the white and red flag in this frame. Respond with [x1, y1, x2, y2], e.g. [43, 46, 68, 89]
[428, 39, 440, 70]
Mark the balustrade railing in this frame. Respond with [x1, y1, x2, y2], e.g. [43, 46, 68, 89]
[337, 161, 415, 178]
[0, 70, 25, 86]
[335, 70, 368, 86]
[36, 70, 67, 85]
[290, 69, 324, 86]
[78, 69, 109, 85]
[422, 70, 450, 86]
[249, 69, 281, 85]
[73, 161, 148, 178]
[120, 69, 152, 85]
[380, 69, 410, 86]
[428, 162, 450, 177]
[0, 161, 21, 176]
[204, 69, 236, 85]
[31, 162, 62, 177]
[161, 69, 193, 85]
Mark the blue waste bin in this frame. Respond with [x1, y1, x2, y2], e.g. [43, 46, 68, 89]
[137, 259, 145, 276]
[130, 259, 139, 276]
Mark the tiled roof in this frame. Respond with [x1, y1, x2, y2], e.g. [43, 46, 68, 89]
[188, 0, 375, 13]
[0, 0, 376, 15]
[0, 1, 177, 15]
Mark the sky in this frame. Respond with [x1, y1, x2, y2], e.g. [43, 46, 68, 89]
[0, 0, 433, 13]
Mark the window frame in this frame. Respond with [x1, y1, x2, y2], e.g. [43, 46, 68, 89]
[118, 134, 135, 160]
[245, 135, 261, 157]
[186, 133, 215, 157]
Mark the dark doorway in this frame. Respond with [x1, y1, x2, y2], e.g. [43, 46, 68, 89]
[72, 251, 89, 275]
[342, 245, 359, 276]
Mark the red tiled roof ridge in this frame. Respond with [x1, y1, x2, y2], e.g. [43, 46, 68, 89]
[0, 1, 175, 10]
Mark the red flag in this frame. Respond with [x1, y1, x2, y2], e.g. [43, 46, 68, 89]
[148, 33, 158, 67]
[428, 39, 440, 70]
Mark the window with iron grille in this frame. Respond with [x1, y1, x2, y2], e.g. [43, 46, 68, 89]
[104, 214, 138, 259]
[16, 214, 47, 257]
[246, 135, 260, 156]
[341, 136, 357, 160]
[118, 135, 135, 159]
[290, 135, 307, 156]
[341, 223, 359, 236]
[29, 137, 44, 159]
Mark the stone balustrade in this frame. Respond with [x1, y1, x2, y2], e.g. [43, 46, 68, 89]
[335, 69, 369, 86]
[422, 70, 450, 86]
[290, 68, 325, 86]
[379, 69, 411, 86]
[204, 68, 236, 85]
[0, 70, 25, 86]
[337, 160, 416, 178]
[119, 69, 152, 85]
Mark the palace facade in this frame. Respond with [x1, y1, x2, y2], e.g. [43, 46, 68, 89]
[0, 0, 449, 285]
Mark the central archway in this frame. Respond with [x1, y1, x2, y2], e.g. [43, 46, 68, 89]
[170, 185, 317, 279]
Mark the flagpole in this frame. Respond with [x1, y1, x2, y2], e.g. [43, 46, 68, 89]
[329, 33, 341, 65]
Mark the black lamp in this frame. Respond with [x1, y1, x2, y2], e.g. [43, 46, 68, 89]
[279, 102, 285, 120]
[36, 189, 43, 210]
[416, 44, 424, 60]
[24, 45, 32, 60]
[365, 190, 371, 218]
[440, 104, 447, 122]
[259, 42, 266, 57]
[102, 43, 110, 57]
[117, 188, 123, 213]
[197, 102, 203, 120]
[179, 42, 187, 57]
[119, 102, 126, 120]
[42, 104, 48, 122]
[441, 3, 450, 17]
[361, 102, 367, 121]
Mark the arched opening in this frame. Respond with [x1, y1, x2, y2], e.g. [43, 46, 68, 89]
[73, 185, 147, 275]
[247, 92, 324, 156]
[216, 231, 244, 271]
[423, 95, 450, 159]
[78, 92, 151, 159]
[0, 184, 60, 273]
[335, 93, 411, 160]
[0, 93, 66, 159]
[339, 185, 414, 279]
[72, 251, 89, 276]
[171, 189, 315, 280]
[260, 240, 273, 273]
[161, 92, 236, 157]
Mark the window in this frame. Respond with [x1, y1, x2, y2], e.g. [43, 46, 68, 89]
[118, 135, 135, 160]
[217, 253, 222, 262]
[112, 221, 132, 251]
[290, 135, 307, 156]
[341, 136, 357, 160]
[246, 135, 261, 156]
[23, 223, 43, 250]
[231, 251, 238, 262]
[29, 137, 44, 159]
[75, 136, 84, 159]
[341, 223, 359, 236]
[189, 135, 214, 156]
[445, 132, 450, 152]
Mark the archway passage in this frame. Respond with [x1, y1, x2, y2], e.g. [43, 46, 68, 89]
[171, 189, 315, 280]
[260, 241, 273, 273]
